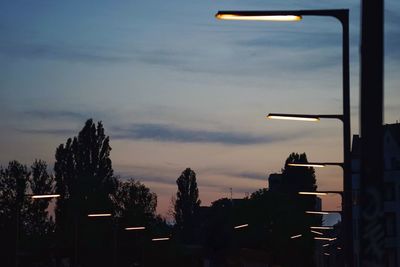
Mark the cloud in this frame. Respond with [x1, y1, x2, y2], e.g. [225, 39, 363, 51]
[24, 110, 89, 121]
[111, 123, 294, 145]
[0, 42, 130, 64]
[16, 128, 76, 136]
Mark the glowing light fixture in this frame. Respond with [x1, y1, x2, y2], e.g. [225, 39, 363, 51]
[125, 226, 146, 231]
[306, 211, 330, 215]
[290, 234, 302, 239]
[31, 194, 61, 199]
[152, 237, 170, 241]
[311, 230, 324, 236]
[234, 224, 249, 229]
[314, 237, 336, 241]
[324, 253, 331, 256]
[267, 114, 319, 122]
[87, 213, 112, 217]
[299, 192, 328, 196]
[215, 13, 302, 22]
[311, 226, 334, 230]
[288, 163, 326, 168]
[323, 244, 330, 247]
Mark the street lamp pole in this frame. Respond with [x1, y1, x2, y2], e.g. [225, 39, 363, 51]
[216, 9, 352, 267]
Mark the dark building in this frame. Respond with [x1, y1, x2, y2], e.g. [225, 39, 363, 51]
[352, 123, 400, 267]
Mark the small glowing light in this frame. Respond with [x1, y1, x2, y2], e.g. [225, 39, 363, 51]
[87, 213, 112, 217]
[306, 211, 330, 215]
[267, 115, 319, 122]
[31, 194, 61, 199]
[125, 227, 146, 231]
[299, 192, 328, 196]
[324, 253, 330, 256]
[311, 230, 324, 236]
[288, 163, 326, 168]
[290, 234, 302, 239]
[234, 224, 249, 229]
[311, 226, 334, 230]
[152, 237, 170, 241]
[315, 237, 336, 241]
[323, 244, 330, 247]
[216, 13, 302, 21]
[337, 247, 342, 250]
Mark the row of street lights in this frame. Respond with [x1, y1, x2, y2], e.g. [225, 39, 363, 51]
[215, 7, 352, 267]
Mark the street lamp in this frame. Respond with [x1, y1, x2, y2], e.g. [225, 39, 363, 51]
[234, 223, 249, 229]
[215, 9, 352, 266]
[30, 194, 61, 199]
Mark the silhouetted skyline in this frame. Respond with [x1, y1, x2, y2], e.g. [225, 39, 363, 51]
[0, 0, 399, 216]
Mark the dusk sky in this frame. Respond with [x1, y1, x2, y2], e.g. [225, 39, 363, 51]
[1, 0, 399, 218]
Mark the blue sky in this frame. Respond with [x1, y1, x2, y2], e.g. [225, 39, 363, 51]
[1, 0, 399, 217]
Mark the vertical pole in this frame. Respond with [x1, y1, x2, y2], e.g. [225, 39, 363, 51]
[15, 204, 19, 267]
[360, 0, 385, 266]
[340, 11, 353, 267]
[113, 220, 118, 267]
[74, 215, 78, 267]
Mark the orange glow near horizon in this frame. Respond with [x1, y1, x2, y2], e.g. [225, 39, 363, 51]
[216, 14, 302, 22]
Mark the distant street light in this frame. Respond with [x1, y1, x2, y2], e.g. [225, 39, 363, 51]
[299, 191, 342, 197]
[306, 211, 342, 215]
[125, 226, 146, 231]
[290, 234, 302, 239]
[87, 213, 112, 217]
[234, 223, 249, 229]
[311, 230, 324, 236]
[315, 237, 337, 241]
[31, 194, 61, 199]
[288, 162, 343, 168]
[151, 237, 170, 242]
[311, 226, 334, 230]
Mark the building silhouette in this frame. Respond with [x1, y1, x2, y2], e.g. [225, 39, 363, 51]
[352, 123, 400, 267]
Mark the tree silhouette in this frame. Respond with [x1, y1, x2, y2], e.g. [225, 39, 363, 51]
[112, 178, 157, 225]
[54, 119, 117, 266]
[281, 152, 317, 193]
[111, 178, 159, 266]
[174, 168, 200, 243]
[26, 160, 55, 236]
[0, 161, 29, 266]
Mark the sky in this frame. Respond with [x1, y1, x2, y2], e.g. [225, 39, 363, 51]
[0, 0, 399, 220]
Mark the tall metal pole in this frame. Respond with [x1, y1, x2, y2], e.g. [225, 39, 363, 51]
[340, 11, 353, 267]
[359, 0, 385, 266]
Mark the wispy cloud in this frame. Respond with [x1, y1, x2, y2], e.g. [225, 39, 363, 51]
[112, 123, 295, 145]
[24, 110, 89, 121]
[0, 42, 130, 64]
[16, 128, 76, 136]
